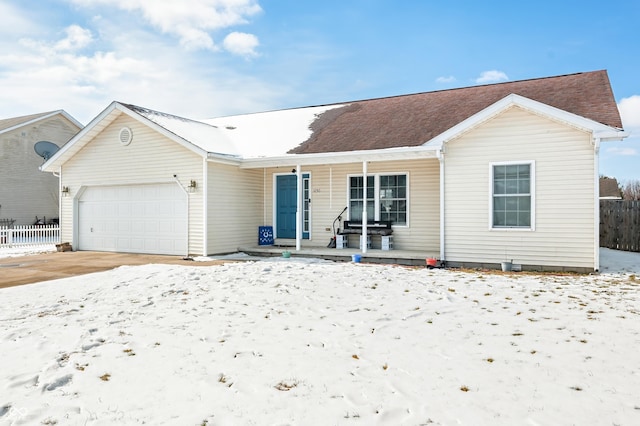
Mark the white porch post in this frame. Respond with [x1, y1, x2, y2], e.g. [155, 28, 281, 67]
[362, 161, 368, 254]
[593, 137, 601, 271]
[296, 164, 302, 251]
[438, 149, 445, 263]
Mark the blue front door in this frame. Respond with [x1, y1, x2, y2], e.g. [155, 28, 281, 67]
[276, 174, 310, 239]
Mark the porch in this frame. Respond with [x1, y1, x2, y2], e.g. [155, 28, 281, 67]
[237, 244, 433, 266]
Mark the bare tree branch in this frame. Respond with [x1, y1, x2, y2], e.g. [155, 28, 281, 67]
[622, 179, 640, 200]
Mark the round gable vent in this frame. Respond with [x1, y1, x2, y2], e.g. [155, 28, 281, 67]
[119, 127, 133, 146]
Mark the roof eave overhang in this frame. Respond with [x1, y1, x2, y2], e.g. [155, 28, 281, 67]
[233, 145, 439, 169]
[424, 93, 627, 149]
[594, 130, 628, 142]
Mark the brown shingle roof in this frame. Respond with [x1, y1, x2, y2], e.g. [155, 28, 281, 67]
[290, 70, 623, 154]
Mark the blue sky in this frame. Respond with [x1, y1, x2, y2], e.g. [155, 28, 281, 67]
[2, 0, 639, 181]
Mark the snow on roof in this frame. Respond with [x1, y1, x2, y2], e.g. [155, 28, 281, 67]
[127, 105, 243, 157]
[113, 71, 622, 161]
[201, 104, 346, 158]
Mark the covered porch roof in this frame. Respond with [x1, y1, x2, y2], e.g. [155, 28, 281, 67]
[211, 145, 440, 168]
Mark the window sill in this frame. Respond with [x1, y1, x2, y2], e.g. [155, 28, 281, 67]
[490, 226, 534, 232]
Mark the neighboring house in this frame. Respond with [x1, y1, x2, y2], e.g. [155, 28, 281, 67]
[0, 111, 82, 226]
[599, 176, 622, 200]
[41, 70, 626, 271]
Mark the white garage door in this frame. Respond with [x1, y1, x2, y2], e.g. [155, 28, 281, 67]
[78, 183, 188, 255]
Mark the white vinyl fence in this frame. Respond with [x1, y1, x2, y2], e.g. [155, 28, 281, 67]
[0, 225, 60, 248]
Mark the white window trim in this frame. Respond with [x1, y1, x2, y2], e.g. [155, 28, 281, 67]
[346, 172, 410, 228]
[489, 160, 535, 231]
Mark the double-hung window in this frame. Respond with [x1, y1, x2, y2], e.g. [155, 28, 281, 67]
[491, 162, 534, 229]
[349, 174, 407, 225]
[349, 176, 375, 222]
[379, 175, 407, 224]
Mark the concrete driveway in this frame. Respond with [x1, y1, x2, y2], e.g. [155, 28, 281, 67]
[0, 251, 226, 289]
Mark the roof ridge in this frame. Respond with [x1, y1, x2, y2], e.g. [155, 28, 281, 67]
[120, 102, 219, 128]
[208, 70, 608, 119]
[327, 70, 609, 106]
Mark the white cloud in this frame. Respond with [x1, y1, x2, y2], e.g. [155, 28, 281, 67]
[0, 0, 284, 124]
[618, 95, 640, 131]
[0, 2, 35, 36]
[223, 32, 259, 57]
[436, 75, 456, 83]
[606, 147, 638, 156]
[13, 26, 145, 85]
[0, 18, 283, 124]
[54, 25, 94, 51]
[68, 0, 262, 53]
[476, 70, 509, 84]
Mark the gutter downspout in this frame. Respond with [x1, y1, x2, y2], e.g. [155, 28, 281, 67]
[296, 165, 302, 251]
[362, 161, 368, 254]
[593, 136, 601, 272]
[202, 158, 208, 256]
[173, 174, 190, 258]
[57, 167, 62, 244]
[437, 148, 445, 263]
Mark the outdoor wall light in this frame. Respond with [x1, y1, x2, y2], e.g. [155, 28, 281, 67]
[188, 180, 197, 192]
[61, 186, 70, 196]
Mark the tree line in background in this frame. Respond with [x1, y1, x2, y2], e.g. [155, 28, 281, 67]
[622, 180, 640, 200]
[615, 179, 640, 200]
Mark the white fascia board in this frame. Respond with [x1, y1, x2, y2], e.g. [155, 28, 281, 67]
[207, 152, 242, 166]
[57, 110, 84, 130]
[41, 102, 209, 173]
[594, 130, 629, 141]
[236, 145, 439, 169]
[424, 93, 625, 149]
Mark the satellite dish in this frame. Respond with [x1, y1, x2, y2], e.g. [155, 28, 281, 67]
[34, 141, 60, 161]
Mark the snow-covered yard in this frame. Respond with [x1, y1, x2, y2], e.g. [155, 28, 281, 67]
[0, 245, 56, 259]
[1, 249, 639, 425]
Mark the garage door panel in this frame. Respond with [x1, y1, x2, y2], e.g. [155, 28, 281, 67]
[130, 238, 145, 251]
[118, 203, 132, 217]
[79, 183, 187, 255]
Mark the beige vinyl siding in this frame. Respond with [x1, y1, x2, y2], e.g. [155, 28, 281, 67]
[262, 159, 440, 253]
[60, 113, 204, 254]
[0, 116, 79, 225]
[207, 163, 263, 254]
[444, 106, 596, 269]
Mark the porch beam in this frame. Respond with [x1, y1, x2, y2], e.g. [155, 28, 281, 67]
[237, 147, 438, 169]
